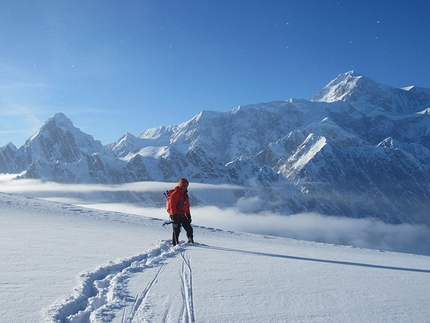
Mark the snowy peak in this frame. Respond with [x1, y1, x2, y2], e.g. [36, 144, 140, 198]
[23, 112, 104, 163]
[46, 112, 74, 129]
[311, 71, 365, 102]
[312, 71, 430, 114]
[108, 132, 140, 158]
[1, 142, 17, 152]
[28, 112, 75, 142]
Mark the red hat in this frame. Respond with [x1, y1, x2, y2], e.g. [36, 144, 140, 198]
[178, 178, 189, 188]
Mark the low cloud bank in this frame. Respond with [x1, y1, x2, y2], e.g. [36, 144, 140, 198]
[1, 176, 429, 256]
[0, 176, 242, 195]
[192, 206, 430, 256]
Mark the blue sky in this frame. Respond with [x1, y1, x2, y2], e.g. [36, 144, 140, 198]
[0, 0, 429, 147]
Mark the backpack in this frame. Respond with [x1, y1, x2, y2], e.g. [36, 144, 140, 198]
[164, 189, 175, 212]
[162, 188, 188, 226]
[164, 188, 188, 214]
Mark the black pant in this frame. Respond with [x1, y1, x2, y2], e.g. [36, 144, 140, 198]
[172, 219, 193, 245]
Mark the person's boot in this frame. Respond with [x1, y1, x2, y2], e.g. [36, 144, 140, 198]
[172, 232, 179, 246]
[172, 223, 181, 246]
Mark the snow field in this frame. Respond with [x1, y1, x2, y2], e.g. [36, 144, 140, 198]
[1, 192, 430, 322]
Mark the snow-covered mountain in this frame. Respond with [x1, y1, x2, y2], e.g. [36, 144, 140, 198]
[1, 71, 430, 225]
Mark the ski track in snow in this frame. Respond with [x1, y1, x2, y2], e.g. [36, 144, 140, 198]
[179, 250, 195, 323]
[45, 240, 190, 323]
[123, 262, 168, 323]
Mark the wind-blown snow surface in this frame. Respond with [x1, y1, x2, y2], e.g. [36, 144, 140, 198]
[1, 193, 430, 323]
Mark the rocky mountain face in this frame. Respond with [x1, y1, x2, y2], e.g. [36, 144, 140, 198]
[1, 71, 430, 225]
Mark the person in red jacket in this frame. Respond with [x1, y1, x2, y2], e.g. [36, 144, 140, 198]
[167, 178, 193, 246]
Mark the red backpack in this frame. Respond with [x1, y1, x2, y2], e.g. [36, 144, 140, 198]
[164, 188, 188, 214]
[164, 189, 175, 212]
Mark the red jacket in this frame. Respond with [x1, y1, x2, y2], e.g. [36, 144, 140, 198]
[167, 186, 190, 215]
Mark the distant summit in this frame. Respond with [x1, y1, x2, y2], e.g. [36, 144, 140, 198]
[311, 70, 368, 103]
[312, 71, 430, 114]
[23, 112, 104, 164]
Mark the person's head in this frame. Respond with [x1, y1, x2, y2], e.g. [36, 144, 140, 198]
[178, 178, 189, 191]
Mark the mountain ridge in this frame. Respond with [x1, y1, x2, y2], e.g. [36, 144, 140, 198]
[1, 71, 430, 225]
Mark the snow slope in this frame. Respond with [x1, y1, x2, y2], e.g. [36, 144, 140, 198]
[1, 192, 430, 323]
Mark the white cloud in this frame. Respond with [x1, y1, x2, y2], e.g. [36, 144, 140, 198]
[0, 177, 242, 194]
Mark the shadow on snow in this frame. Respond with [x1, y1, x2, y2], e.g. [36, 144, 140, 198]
[194, 244, 430, 274]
